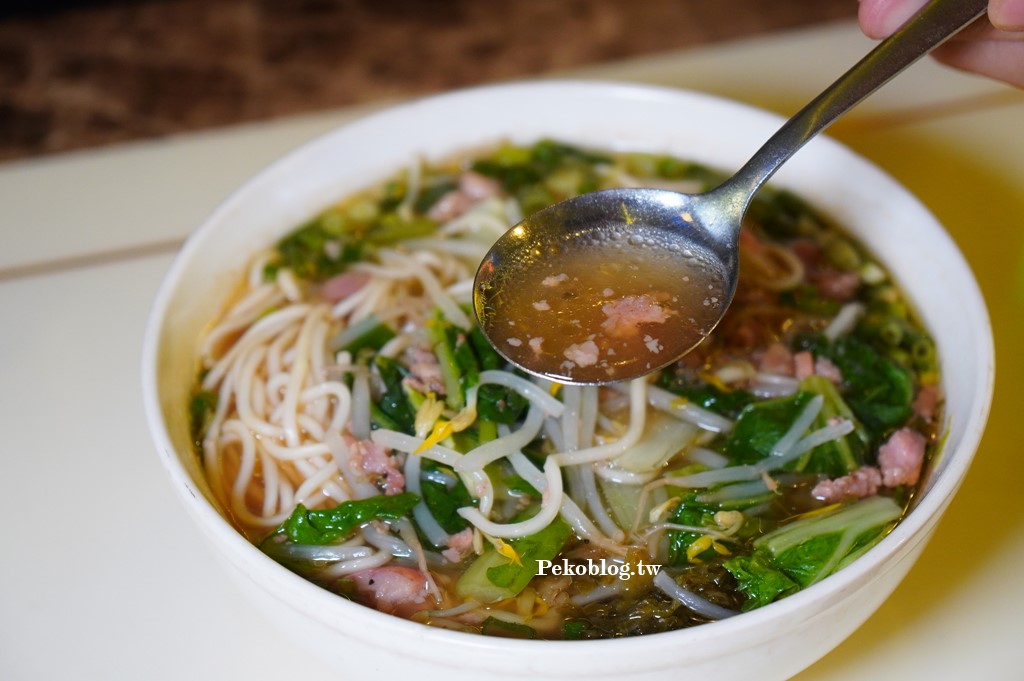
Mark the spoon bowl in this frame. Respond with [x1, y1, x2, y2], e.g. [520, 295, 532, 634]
[474, 0, 987, 384]
[474, 188, 737, 384]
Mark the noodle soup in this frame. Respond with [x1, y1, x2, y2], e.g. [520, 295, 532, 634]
[189, 140, 942, 639]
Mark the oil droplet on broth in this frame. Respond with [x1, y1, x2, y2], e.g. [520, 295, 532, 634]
[480, 237, 727, 383]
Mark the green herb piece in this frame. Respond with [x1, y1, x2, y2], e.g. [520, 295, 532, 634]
[268, 216, 362, 281]
[779, 284, 842, 317]
[374, 356, 416, 434]
[420, 461, 474, 535]
[189, 389, 218, 449]
[275, 492, 420, 545]
[562, 620, 587, 640]
[481, 617, 538, 639]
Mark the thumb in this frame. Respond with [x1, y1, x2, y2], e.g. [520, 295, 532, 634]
[989, 0, 1024, 30]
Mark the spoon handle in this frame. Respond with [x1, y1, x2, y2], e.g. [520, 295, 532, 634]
[718, 0, 988, 209]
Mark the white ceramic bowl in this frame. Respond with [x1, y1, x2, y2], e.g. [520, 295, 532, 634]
[142, 80, 994, 681]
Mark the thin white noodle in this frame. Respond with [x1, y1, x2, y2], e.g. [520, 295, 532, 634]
[362, 524, 414, 558]
[571, 580, 628, 606]
[321, 547, 393, 577]
[426, 600, 482, 618]
[293, 459, 346, 504]
[653, 571, 738, 620]
[370, 429, 494, 517]
[640, 522, 737, 542]
[561, 386, 581, 451]
[444, 278, 475, 305]
[455, 405, 545, 472]
[325, 431, 379, 499]
[685, 447, 730, 469]
[593, 462, 659, 485]
[577, 462, 625, 541]
[266, 324, 299, 380]
[458, 458, 563, 539]
[261, 440, 330, 462]
[331, 276, 385, 319]
[300, 381, 352, 433]
[543, 416, 565, 453]
[202, 304, 311, 389]
[404, 237, 491, 262]
[233, 346, 285, 439]
[749, 374, 800, 398]
[308, 313, 330, 385]
[437, 198, 510, 237]
[247, 250, 275, 287]
[200, 284, 284, 359]
[349, 369, 372, 440]
[479, 370, 565, 416]
[217, 420, 291, 527]
[296, 413, 325, 441]
[377, 248, 471, 329]
[404, 448, 451, 549]
[551, 378, 646, 466]
[279, 306, 326, 447]
[395, 517, 443, 601]
[770, 394, 823, 457]
[624, 382, 734, 434]
[276, 267, 303, 302]
[259, 445, 279, 516]
[507, 452, 627, 556]
[824, 302, 865, 341]
[579, 385, 599, 447]
[397, 159, 421, 222]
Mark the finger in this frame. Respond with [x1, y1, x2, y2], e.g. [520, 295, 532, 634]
[990, 0, 1024, 30]
[932, 39, 1024, 87]
[858, 0, 929, 39]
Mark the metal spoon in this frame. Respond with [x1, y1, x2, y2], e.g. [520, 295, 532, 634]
[473, 0, 987, 385]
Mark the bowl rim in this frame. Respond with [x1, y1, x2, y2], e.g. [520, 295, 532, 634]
[141, 78, 995, 661]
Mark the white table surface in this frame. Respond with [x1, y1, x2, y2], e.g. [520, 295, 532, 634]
[2, 19, 1022, 680]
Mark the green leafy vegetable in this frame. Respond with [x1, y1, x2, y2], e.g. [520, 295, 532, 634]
[723, 391, 817, 465]
[798, 375, 868, 477]
[655, 374, 756, 418]
[419, 461, 474, 535]
[456, 517, 572, 603]
[725, 496, 902, 609]
[373, 356, 416, 434]
[823, 336, 914, 441]
[666, 495, 719, 566]
[273, 492, 420, 546]
[267, 215, 363, 281]
[722, 553, 798, 611]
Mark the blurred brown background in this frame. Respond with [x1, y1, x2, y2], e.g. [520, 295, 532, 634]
[0, 0, 857, 162]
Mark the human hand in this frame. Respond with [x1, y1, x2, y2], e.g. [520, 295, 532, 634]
[858, 0, 1024, 87]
